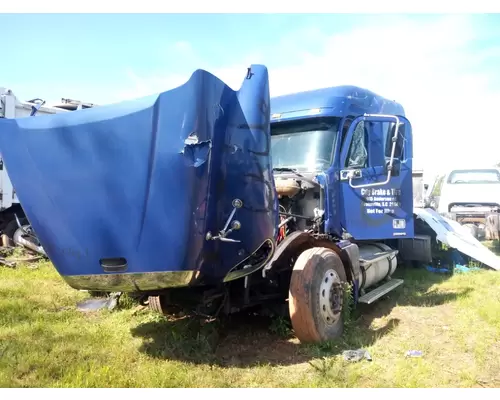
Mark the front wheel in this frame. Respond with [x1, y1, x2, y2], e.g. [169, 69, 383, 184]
[148, 295, 169, 315]
[288, 247, 348, 343]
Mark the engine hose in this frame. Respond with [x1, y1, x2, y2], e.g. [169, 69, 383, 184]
[279, 211, 310, 220]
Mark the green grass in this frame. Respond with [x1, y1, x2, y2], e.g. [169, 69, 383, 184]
[484, 240, 500, 252]
[1, 252, 500, 388]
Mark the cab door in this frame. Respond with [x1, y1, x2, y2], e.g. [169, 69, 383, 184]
[338, 114, 414, 240]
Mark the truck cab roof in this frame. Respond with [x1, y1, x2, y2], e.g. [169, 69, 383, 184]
[270, 85, 405, 123]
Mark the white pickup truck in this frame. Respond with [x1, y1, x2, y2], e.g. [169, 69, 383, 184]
[0, 88, 96, 245]
[436, 167, 500, 240]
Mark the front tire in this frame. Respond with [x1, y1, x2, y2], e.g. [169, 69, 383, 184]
[148, 295, 169, 315]
[288, 247, 347, 343]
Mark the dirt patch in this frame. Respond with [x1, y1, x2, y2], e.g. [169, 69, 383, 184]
[214, 334, 306, 367]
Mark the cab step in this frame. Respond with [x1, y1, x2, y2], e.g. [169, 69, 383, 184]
[358, 278, 404, 305]
[359, 249, 398, 267]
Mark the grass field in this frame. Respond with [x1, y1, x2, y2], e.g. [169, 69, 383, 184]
[1, 244, 500, 388]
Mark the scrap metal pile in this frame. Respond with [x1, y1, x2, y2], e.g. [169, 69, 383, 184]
[0, 216, 46, 268]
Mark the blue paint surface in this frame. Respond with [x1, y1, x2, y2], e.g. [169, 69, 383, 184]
[270, 85, 405, 123]
[0, 65, 278, 284]
[270, 86, 414, 240]
[337, 115, 414, 240]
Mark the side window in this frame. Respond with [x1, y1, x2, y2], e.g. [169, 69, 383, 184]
[345, 121, 368, 168]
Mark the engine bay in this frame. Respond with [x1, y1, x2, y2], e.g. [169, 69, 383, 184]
[273, 172, 325, 242]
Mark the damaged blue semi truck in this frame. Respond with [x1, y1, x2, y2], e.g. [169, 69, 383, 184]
[0, 65, 458, 343]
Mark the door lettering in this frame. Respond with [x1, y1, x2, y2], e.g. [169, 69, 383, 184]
[360, 188, 402, 215]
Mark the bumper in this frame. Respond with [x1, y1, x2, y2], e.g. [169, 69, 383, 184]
[63, 270, 200, 292]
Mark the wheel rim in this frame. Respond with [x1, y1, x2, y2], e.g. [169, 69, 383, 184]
[319, 268, 343, 325]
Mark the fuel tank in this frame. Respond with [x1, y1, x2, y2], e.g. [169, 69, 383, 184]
[0, 65, 279, 292]
[357, 243, 398, 290]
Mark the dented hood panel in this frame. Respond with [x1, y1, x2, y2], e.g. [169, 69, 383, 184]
[0, 65, 278, 288]
[414, 208, 500, 270]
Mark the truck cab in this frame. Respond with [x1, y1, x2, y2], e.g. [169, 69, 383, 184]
[269, 86, 414, 241]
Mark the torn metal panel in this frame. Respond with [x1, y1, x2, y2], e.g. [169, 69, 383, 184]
[180, 137, 212, 168]
[414, 207, 500, 271]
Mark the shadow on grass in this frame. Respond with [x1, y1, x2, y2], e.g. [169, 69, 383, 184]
[363, 266, 473, 310]
[131, 266, 472, 368]
[131, 311, 403, 368]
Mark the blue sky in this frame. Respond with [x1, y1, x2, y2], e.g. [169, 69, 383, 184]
[3, 13, 398, 101]
[2, 13, 500, 177]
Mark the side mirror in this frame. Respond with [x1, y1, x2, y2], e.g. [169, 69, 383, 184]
[424, 183, 429, 190]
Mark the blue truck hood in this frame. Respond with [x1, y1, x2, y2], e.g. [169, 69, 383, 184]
[0, 65, 279, 291]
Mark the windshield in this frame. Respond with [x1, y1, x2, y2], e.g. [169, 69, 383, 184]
[447, 169, 500, 184]
[270, 117, 340, 172]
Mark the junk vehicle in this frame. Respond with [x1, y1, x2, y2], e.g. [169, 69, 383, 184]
[0, 88, 96, 251]
[412, 168, 429, 209]
[0, 65, 499, 343]
[436, 167, 500, 241]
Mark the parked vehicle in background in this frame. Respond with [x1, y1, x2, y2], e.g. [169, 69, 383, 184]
[437, 167, 500, 240]
[426, 174, 443, 211]
[412, 168, 429, 209]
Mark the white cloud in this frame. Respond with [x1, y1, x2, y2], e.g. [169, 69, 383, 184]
[172, 41, 193, 54]
[116, 15, 500, 182]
